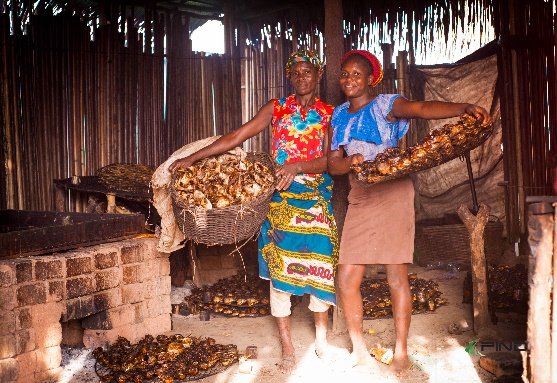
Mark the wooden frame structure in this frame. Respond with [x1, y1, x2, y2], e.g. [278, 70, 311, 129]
[0, 0, 555, 240]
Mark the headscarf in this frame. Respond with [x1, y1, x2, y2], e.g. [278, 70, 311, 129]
[341, 50, 384, 87]
[285, 49, 323, 77]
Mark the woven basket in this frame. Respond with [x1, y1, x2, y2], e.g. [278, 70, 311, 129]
[171, 152, 275, 245]
[415, 217, 504, 269]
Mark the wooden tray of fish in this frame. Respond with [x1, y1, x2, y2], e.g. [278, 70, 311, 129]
[361, 274, 447, 319]
[93, 334, 238, 382]
[352, 114, 494, 184]
[211, 304, 270, 318]
[184, 275, 272, 317]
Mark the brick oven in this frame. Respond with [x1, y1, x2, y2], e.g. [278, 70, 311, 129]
[0, 238, 171, 383]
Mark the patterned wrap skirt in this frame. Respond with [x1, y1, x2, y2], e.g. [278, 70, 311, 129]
[258, 173, 339, 305]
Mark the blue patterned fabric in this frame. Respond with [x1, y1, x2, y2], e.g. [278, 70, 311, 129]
[258, 174, 338, 305]
[331, 94, 410, 161]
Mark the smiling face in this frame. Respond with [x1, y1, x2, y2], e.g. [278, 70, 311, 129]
[339, 55, 374, 99]
[288, 61, 321, 96]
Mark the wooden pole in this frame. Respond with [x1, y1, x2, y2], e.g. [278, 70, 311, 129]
[55, 185, 66, 212]
[396, 51, 411, 149]
[552, 203, 557, 383]
[0, 14, 15, 209]
[223, 0, 233, 57]
[106, 193, 116, 213]
[457, 203, 492, 336]
[324, 0, 343, 107]
[526, 202, 553, 383]
[323, 0, 348, 335]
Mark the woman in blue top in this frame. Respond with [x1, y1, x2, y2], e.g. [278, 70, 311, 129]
[327, 50, 492, 373]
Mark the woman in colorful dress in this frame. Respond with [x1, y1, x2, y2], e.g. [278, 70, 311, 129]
[327, 50, 491, 373]
[169, 49, 338, 374]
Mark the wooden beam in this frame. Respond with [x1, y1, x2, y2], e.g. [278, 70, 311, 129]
[526, 202, 553, 383]
[324, 0, 348, 335]
[549, 206, 557, 382]
[324, 0, 343, 106]
[223, 0, 233, 56]
[457, 203, 491, 335]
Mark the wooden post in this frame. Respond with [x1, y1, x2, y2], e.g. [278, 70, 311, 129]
[106, 193, 116, 213]
[396, 51, 411, 149]
[457, 203, 491, 335]
[170, 246, 188, 287]
[189, 242, 203, 287]
[526, 202, 553, 383]
[324, 0, 347, 335]
[55, 185, 66, 212]
[380, 43, 394, 92]
[549, 204, 557, 382]
[324, 0, 343, 107]
[223, 0, 233, 57]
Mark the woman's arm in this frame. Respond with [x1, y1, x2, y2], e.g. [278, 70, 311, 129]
[390, 98, 492, 125]
[326, 125, 363, 175]
[169, 100, 275, 172]
[275, 125, 332, 190]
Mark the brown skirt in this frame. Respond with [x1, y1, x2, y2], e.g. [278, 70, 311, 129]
[338, 176, 415, 265]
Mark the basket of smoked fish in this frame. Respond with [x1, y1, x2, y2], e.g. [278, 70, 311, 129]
[351, 114, 494, 184]
[171, 150, 276, 245]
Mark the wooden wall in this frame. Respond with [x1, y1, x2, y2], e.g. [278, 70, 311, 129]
[1, 0, 556, 243]
[0, 12, 242, 211]
[495, 0, 557, 242]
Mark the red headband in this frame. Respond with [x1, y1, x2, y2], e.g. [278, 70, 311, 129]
[341, 50, 384, 87]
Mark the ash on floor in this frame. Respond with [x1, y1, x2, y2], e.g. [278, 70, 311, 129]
[59, 346, 98, 383]
[171, 280, 195, 304]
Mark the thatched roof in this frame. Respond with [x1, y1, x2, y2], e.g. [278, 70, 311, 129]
[6, 0, 495, 53]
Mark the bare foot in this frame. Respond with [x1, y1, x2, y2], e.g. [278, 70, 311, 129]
[277, 354, 296, 374]
[390, 353, 411, 376]
[349, 349, 374, 367]
[315, 339, 330, 359]
[328, 349, 373, 372]
[315, 344, 343, 363]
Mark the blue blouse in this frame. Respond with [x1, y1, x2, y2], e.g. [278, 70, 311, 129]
[331, 94, 410, 161]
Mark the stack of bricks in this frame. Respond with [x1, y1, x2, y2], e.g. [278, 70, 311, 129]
[0, 237, 171, 383]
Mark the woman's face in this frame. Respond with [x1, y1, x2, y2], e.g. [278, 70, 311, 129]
[339, 57, 373, 98]
[289, 62, 321, 96]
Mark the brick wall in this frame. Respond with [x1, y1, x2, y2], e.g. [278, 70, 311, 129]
[0, 238, 171, 383]
[192, 241, 257, 286]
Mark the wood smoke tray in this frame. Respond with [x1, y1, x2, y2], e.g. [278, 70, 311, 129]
[353, 114, 494, 185]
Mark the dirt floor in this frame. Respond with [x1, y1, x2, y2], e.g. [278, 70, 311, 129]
[58, 265, 526, 383]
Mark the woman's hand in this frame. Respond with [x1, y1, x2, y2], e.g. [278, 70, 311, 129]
[464, 104, 492, 126]
[349, 153, 365, 172]
[169, 156, 195, 173]
[275, 163, 300, 190]
[350, 153, 365, 166]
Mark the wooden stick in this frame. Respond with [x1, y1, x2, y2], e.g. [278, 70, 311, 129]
[526, 202, 553, 383]
[457, 203, 492, 335]
[549, 204, 557, 383]
[0, 14, 15, 209]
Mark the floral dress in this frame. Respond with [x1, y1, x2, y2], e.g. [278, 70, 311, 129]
[258, 95, 339, 306]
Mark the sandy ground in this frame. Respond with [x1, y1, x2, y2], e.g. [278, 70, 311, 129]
[59, 265, 525, 383]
